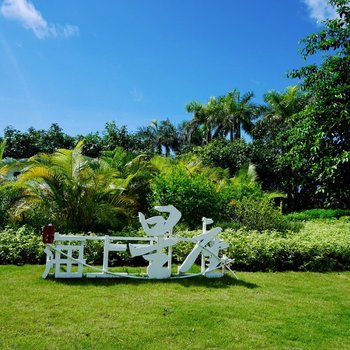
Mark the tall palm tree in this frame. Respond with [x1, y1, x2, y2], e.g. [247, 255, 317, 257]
[137, 119, 179, 156]
[261, 86, 309, 131]
[186, 97, 218, 144]
[216, 89, 258, 141]
[158, 119, 179, 157]
[137, 119, 162, 155]
[13, 141, 136, 232]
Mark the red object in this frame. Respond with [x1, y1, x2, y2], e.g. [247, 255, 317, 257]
[42, 224, 55, 244]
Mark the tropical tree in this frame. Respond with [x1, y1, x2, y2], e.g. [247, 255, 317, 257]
[250, 86, 310, 207]
[137, 119, 179, 156]
[285, 0, 350, 207]
[253, 86, 309, 141]
[100, 147, 153, 214]
[102, 121, 142, 153]
[12, 141, 136, 232]
[186, 90, 258, 143]
[186, 97, 218, 144]
[263, 86, 308, 124]
[2, 124, 75, 159]
[191, 139, 252, 177]
[216, 89, 258, 141]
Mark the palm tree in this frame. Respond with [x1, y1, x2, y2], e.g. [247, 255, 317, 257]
[259, 86, 309, 135]
[216, 89, 258, 141]
[186, 97, 218, 144]
[137, 119, 179, 156]
[178, 120, 207, 147]
[100, 147, 154, 214]
[158, 119, 179, 157]
[13, 141, 136, 232]
[137, 119, 162, 155]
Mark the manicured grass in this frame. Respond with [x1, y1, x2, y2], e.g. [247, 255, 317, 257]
[1, 266, 349, 349]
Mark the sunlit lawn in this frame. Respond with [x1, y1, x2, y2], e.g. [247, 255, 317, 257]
[0, 265, 349, 350]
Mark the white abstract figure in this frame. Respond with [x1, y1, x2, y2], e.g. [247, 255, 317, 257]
[178, 216, 228, 277]
[42, 246, 54, 279]
[130, 205, 181, 279]
[203, 236, 229, 278]
[42, 206, 237, 280]
[178, 226, 221, 274]
[138, 205, 181, 236]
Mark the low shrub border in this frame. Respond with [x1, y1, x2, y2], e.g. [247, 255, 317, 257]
[286, 209, 350, 221]
[221, 222, 350, 272]
[1, 220, 349, 272]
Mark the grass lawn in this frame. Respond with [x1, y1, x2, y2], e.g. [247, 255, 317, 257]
[0, 266, 349, 350]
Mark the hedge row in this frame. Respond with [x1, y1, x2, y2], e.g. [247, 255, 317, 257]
[1, 220, 349, 272]
[285, 209, 350, 221]
[221, 221, 350, 272]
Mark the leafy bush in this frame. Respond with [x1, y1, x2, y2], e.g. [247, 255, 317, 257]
[286, 209, 350, 221]
[2, 220, 349, 272]
[169, 220, 350, 272]
[0, 226, 45, 264]
[222, 220, 350, 272]
[150, 169, 224, 229]
[171, 229, 201, 263]
[192, 140, 252, 176]
[235, 197, 301, 232]
[0, 186, 22, 229]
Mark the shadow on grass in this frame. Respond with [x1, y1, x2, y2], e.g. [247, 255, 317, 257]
[48, 274, 258, 289]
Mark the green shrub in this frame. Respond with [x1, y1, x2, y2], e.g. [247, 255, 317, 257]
[150, 168, 224, 229]
[286, 209, 350, 221]
[221, 220, 350, 271]
[0, 226, 45, 264]
[0, 186, 22, 228]
[2, 221, 349, 273]
[338, 216, 350, 223]
[192, 140, 252, 176]
[171, 229, 201, 263]
[235, 197, 301, 232]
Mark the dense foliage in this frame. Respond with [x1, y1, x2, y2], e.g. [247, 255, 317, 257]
[150, 168, 224, 229]
[9, 142, 140, 233]
[0, 226, 44, 265]
[2, 220, 350, 272]
[285, 0, 350, 207]
[222, 220, 350, 272]
[235, 197, 301, 233]
[192, 140, 252, 176]
[286, 209, 350, 221]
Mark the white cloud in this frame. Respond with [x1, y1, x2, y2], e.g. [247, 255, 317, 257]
[0, 0, 79, 39]
[302, 0, 338, 23]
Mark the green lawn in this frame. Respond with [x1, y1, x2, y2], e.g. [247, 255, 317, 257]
[1, 266, 349, 350]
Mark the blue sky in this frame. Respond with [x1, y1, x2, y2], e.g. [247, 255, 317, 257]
[0, 0, 337, 136]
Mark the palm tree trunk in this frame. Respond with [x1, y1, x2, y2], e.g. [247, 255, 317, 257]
[206, 127, 212, 143]
[235, 122, 241, 139]
[230, 127, 234, 142]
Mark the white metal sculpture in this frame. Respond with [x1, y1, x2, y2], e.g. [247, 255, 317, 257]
[42, 205, 237, 280]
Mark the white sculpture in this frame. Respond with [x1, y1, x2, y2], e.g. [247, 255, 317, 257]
[130, 206, 180, 279]
[42, 205, 237, 280]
